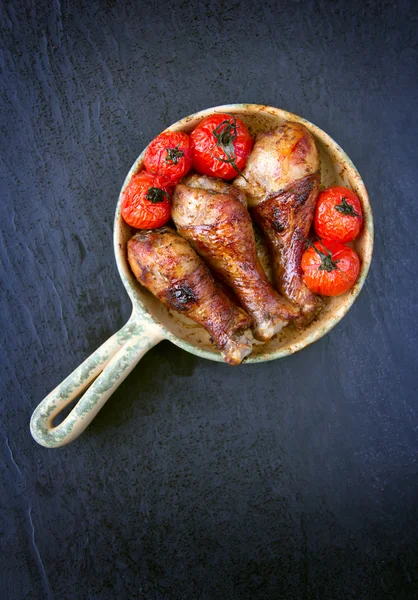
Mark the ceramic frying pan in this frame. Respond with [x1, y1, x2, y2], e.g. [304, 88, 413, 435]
[30, 104, 373, 448]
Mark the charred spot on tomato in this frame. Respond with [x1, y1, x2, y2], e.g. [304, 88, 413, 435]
[168, 284, 197, 310]
[165, 145, 184, 164]
[145, 187, 169, 204]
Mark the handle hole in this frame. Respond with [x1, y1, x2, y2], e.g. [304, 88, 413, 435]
[52, 396, 79, 426]
[52, 374, 100, 427]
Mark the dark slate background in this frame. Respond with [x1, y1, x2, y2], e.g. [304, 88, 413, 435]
[1, 1, 418, 598]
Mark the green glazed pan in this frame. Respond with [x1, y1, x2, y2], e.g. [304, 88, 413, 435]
[30, 104, 374, 448]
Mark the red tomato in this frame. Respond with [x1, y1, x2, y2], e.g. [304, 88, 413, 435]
[301, 239, 360, 296]
[315, 186, 363, 243]
[121, 172, 171, 229]
[144, 131, 193, 185]
[190, 113, 253, 180]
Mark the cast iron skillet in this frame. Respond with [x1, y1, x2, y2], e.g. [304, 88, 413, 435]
[30, 104, 374, 448]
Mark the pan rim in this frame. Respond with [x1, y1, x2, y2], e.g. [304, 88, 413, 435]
[113, 103, 374, 364]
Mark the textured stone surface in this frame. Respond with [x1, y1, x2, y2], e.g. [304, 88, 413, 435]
[1, 1, 418, 598]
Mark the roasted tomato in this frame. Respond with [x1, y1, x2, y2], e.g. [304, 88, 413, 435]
[314, 186, 363, 243]
[121, 172, 171, 229]
[301, 239, 360, 296]
[144, 131, 193, 185]
[190, 113, 253, 180]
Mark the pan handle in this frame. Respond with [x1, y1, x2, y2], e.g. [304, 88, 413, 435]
[30, 313, 165, 448]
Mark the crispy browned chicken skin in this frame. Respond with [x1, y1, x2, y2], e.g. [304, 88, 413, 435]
[234, 121, 322, 325]
[128, 227, 252, 365]
[172, 175, 299, 341]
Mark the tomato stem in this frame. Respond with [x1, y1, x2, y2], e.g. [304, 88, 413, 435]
[335, 197, 362, 218]
[146, 187, 169, 204]
[305, 238, 339, 272]
[165, 145, 184, 165]
[211, 114, 248, 179]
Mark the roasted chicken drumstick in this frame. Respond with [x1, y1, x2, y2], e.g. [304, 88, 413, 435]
[172, 175, 299, 341]
[128, 227, 252, 365]
[234, 120, 322, 325]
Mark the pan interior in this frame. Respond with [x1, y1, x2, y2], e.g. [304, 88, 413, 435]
[114, 105, 373, 364]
